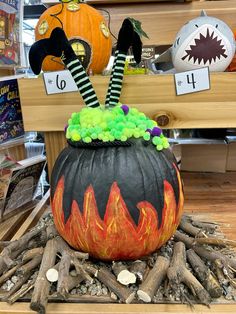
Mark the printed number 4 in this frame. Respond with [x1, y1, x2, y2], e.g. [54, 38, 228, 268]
[187, 73, 196, 89]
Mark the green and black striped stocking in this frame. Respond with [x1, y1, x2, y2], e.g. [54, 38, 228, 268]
[65, 58, 100, 108]
[105, 50, 127, 108]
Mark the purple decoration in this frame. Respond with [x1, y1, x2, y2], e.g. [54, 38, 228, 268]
[151, 127, 162, 137]
[64, 124, 68, 132]
[121, 104, 129, 115]
[146, 128, 152, 134]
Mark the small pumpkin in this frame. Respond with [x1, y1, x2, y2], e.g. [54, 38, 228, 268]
[51, 139, 184, 261]
[35, 1, 112, 73]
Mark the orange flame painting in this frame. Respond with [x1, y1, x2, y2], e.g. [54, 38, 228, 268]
[51, 164, 184, 261]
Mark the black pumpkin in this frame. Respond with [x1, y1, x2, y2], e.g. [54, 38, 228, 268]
[51, 139, 184, 261]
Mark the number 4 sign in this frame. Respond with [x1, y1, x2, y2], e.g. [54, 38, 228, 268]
[43, 70, 78, 95]
[174, 67, 210, 96]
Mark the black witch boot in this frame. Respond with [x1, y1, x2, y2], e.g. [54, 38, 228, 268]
[29, 27, 74, 75]
[105, 18, 142, 107]
[29, 27, 100, 108]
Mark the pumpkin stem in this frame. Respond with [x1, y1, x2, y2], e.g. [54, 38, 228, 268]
[105, 18, 142, 108]
[29, 27, 100, 108]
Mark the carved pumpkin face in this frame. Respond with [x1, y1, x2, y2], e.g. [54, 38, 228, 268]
[51, 139, 184, 261]
[35, 2, 112, 73]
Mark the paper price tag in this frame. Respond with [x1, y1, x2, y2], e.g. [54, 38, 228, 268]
[43, 70, 78, 95]
[174, 67, 210, 96]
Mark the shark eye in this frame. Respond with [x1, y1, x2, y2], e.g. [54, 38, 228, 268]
[216, 24, 218, 28]
[195, 24, 199, 28]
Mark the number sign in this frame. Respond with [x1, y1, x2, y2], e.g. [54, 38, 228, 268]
[43, 70, 78, 95]
[174, 67, 210, 96]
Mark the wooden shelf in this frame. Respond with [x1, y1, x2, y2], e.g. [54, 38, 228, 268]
[1, 302, 236, 314]
[18, 73, 236, 131]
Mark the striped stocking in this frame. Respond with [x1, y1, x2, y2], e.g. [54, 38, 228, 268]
[65, 58, 100, 108]
[105, 51, 127, 108]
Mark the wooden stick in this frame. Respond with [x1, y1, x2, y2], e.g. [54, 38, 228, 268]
[30, 237, 59, 314]
[86, 264, 135, 304]
[46, 224, 58, 240]
[167, 242, 211, 305]
[17, 255, 42, 276]
[0, 264, 21, 286]
[194, 237, 236, 247]
[7, 276, 36, 304]
[112, 262, 136, 285]
[129, 260, 147, 283]
[174, 230, 236, 270]
[179, 217, 205, 237]
[137, 256, 169, 302]
[3, 270, 34, 300]
[0, 227, 44, 276]
[73, 258, 93, 283]
[22, 247, 44, 263]
[57, 252, 84, 299]
[191, 220, 217, 234]
[186, 249, 222, 298]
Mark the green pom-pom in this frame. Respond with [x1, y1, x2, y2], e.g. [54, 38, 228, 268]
[143, 132, 150, 141]
[91, 133, 98, 140]
[163, 140, 170, 149]
[83, 136, 92, 143]
[71, 131, 81, 141]
[156, 144, 163, 151]
[120, 135, 128, 142]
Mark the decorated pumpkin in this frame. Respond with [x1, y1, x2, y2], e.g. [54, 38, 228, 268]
[51, 138, 183, 261]
[228, 29, 236, 72]
[151, 10, 236, 73]
[29, 19, 184, 261]
[35, 0, 112, 73]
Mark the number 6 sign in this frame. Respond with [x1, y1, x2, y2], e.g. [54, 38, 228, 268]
[174, 67, 210, 96]
[43, 70, 78, 95]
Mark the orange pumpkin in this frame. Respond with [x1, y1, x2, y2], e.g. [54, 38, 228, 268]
[35, 2, 112, 74]
[227, 29, 236, 72]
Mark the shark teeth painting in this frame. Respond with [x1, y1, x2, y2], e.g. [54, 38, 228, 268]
[151, 10, 236, 73]
[181, 26, 228, 66]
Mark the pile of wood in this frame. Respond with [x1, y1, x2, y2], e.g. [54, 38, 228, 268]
[0, 213, 236, 314]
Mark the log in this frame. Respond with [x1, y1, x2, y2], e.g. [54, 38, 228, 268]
[86, 264, 135, 304]
[190, 220, 217, 234]
[174, 230, 236, 270]
[179, 217, 205, 237]
[0, 227, 44, 276]
[46, 224, 58, 240]
[129, 260, 147, 283]
[22, 247, 44, 263]
[17, 255, 42, 276]
[57, 252, 84, 298]
[0, 264, 22, 287]
[186, 249, 222, 298]
[167, 242, 211, 305]
[7, 276, 36, 304]
[112, 262, 136, 285]
[72, 258, 93, 283]
[30, 237, 59, 314]
[137, 256, 169, 302]
[194, 237, 236, 248]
